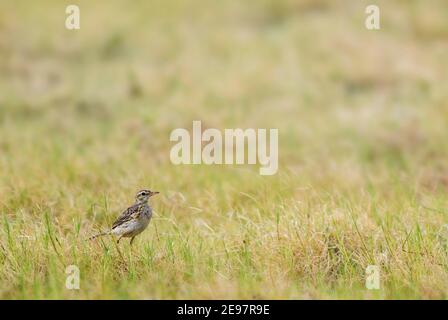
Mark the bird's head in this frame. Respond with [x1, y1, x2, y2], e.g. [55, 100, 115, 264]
[135, 189, 159, 203]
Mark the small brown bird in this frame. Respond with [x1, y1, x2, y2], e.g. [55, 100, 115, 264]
[90, 189, 159, 245]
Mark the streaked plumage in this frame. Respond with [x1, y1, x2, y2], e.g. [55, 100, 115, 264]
[90, 189, 159, 244]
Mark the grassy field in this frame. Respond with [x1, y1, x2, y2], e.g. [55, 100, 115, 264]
[0, 0, 448, 299]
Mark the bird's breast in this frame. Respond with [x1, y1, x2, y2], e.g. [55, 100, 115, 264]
[141, 206, 152, 221]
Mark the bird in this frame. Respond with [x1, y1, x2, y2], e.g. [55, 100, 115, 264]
[89, 189, 159, 245]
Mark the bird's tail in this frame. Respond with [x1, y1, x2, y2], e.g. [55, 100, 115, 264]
[88, 231, 110, 241]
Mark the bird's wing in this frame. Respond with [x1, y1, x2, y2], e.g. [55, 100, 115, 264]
[112, 204, 139, 229]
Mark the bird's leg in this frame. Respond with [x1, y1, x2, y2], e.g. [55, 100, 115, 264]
[130, 236, 136, 246]
[117, 235, 123, 244]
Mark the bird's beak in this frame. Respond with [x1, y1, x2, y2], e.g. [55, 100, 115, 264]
[151, 191, 160, 196]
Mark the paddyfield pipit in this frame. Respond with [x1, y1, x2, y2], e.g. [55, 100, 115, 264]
[90, 189, 159, 244]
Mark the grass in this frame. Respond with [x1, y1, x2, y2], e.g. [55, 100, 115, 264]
[0, 0, 448, 299]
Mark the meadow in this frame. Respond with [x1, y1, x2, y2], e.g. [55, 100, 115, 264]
[0, 0, 447, 299]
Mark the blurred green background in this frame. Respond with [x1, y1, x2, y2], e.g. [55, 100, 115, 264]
[0, 0, 447, 299]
